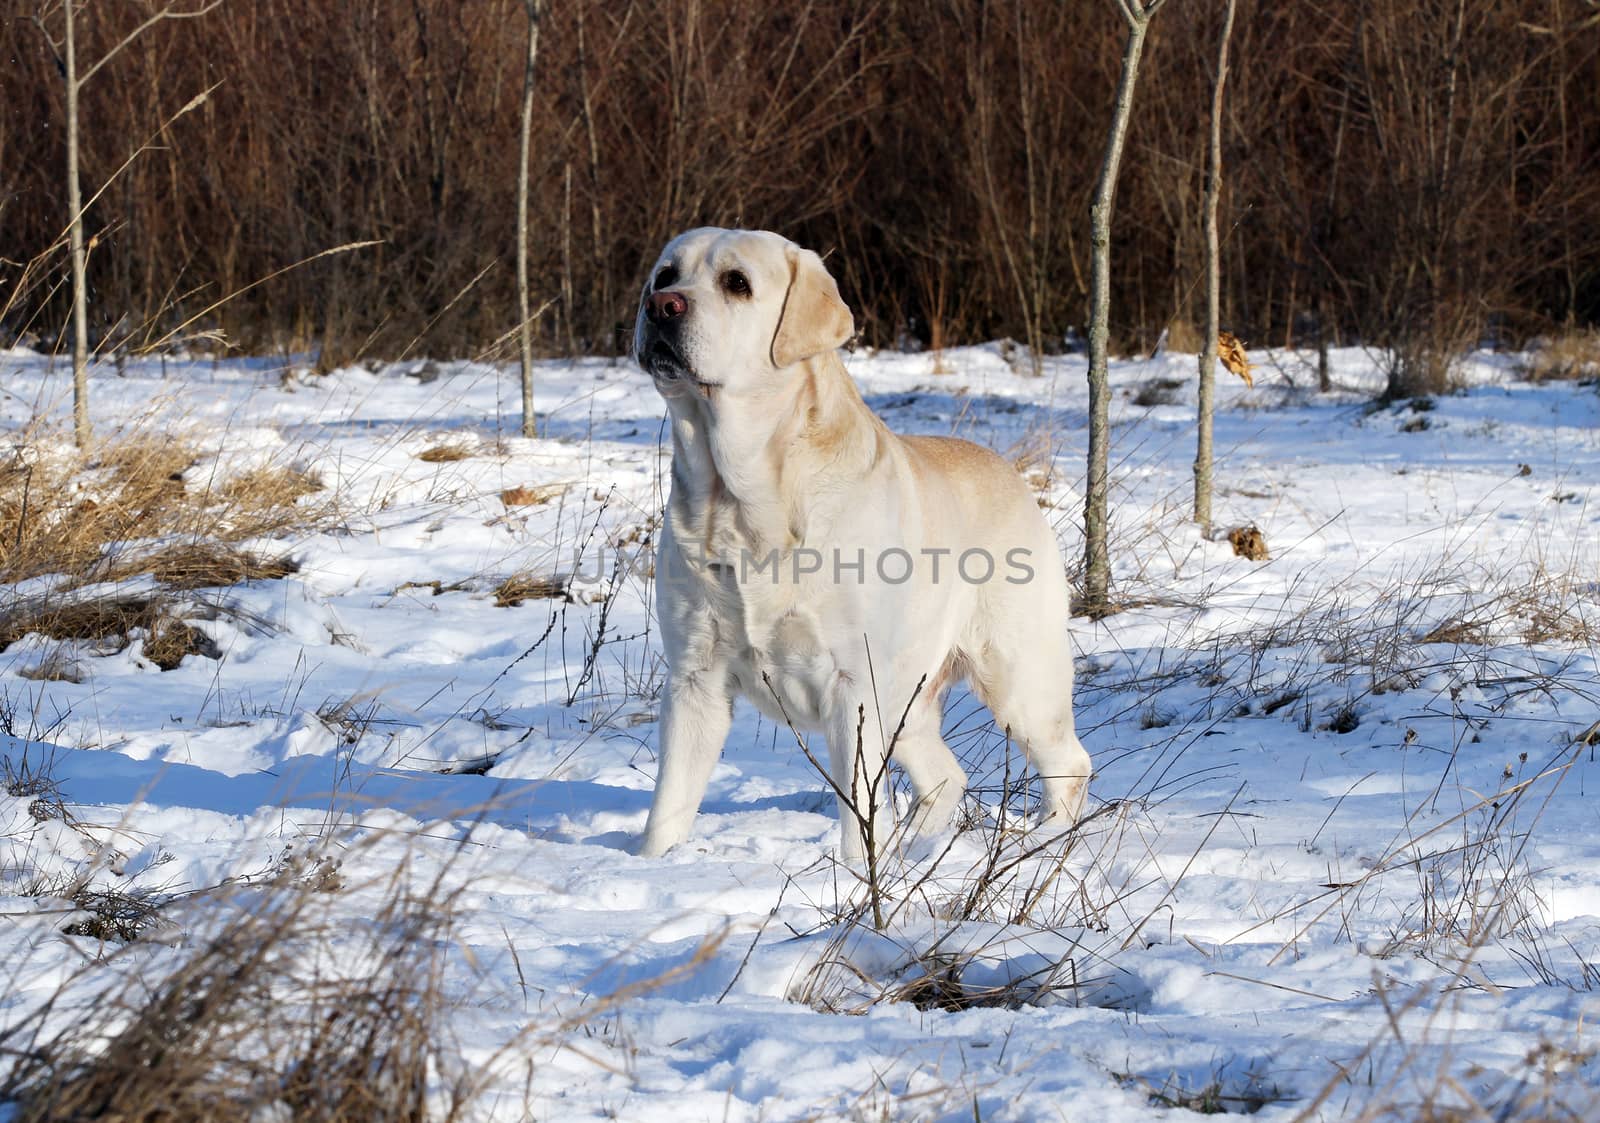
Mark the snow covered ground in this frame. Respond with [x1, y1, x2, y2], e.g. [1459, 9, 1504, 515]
[2, 342, 1598, 1119]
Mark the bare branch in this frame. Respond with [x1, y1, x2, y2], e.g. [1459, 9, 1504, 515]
[78, 0, 225, 88]
[29, 13, 64, 69]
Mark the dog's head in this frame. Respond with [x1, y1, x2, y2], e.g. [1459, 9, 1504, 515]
[634, 228, 854, 395]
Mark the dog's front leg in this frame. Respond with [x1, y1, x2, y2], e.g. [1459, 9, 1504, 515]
[825, 694, 895, 864]
[640, 668, 733, 857]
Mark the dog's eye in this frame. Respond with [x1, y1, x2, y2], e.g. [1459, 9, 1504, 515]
[721, 270, 752, 298]
[654, 265, 679, 290]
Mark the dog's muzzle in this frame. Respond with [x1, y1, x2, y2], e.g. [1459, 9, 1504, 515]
[639, 289, 696, 383]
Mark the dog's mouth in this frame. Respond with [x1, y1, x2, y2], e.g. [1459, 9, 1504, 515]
[641, 337, 717, 389]
[643, 338, 687, 379]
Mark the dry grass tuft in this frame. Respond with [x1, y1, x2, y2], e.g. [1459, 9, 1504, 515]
[780, 722, 1154, 1020]
[3, 749, 170, 942]
[92, 436, 197, 495]
[0, 753, 492, 1119]
[417, 443, 473, 463]
[109, 543, 298, 589]
[0, 431, 322, 588]
[0, 871, 470, 1121]
[1513, 589, 1596, 645]
[0, 596, 221, 671]
[500, 483, 566, 507]
[494, 572, 569, 607]
[1520, 329, 1600, 383]
[218, 465, 324, 507]
[1417, 618, 1489, 646]
[0, 748, 726, 1123]
[15, 646, 82, 684]
[0, 429, 319, 669]
[1448, 564, 1600, 647]
[142, 618, 224, 671]
[57, 886, 166, 944]
[1115, 1066, 1292, 1115]
[0, 596, 150, 652]
[2, 436, 193, 584]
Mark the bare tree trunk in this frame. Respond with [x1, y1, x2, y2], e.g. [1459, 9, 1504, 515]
[1317, 296, 1332, 392]
[575, 0, 612, 352]
[1085, 0, 1167, 611]
[64, 1, 91, 447]
[1193, 0, 1235, 536]
[38, 0, 222, 444]
[516, 0, 543, 438]
[561, 162, 576, 356]
[1017, 1, 1048, 379]
[1552, 0, 1576, 326]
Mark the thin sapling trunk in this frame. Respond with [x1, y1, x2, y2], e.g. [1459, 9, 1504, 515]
[1194, 0, 1235, 535]
[1085, 0, 1168, 610]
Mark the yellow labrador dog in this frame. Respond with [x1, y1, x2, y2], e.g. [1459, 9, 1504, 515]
[636, 228, 1089, 860]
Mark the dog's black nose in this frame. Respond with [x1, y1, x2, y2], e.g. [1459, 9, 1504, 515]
[646, 290, 688, 324]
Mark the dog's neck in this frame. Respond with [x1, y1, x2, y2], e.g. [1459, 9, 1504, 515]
[661, 351, 881, 551]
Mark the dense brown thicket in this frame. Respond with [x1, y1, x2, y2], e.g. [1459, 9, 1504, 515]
[2, 0, 1598, 378]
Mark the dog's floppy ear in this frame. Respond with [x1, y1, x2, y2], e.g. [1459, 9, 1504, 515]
[771, 245, 854, 368]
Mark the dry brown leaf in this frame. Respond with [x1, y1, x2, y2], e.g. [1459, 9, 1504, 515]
[501, 483, 566, 507]
[1218, 332, 1253, 387]
[1228, 524, 1269, 561]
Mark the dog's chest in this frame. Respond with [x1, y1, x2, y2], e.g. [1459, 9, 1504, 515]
[718, 577, 838, 727]
[668, 504, 841, 725]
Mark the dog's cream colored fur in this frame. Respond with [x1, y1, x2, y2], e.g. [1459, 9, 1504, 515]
[636, 228, 1089, 859]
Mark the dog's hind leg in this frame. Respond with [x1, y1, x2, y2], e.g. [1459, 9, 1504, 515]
[640, 670, 734, 856]
[968, 639, 1090, 830]
[891, 702, 967, 840]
